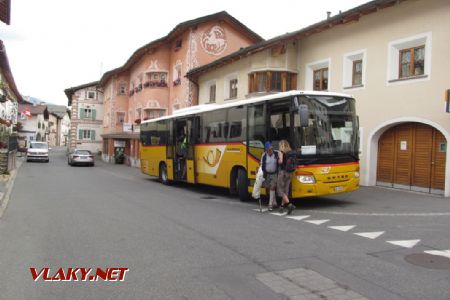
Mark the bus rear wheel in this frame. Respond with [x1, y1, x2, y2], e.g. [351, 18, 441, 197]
[159, 163, 170, 185]
[237, 168, 249, 202]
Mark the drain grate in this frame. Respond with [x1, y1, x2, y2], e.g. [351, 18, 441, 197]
[200, 196, 217, 200]
[405, 253, 450, 270]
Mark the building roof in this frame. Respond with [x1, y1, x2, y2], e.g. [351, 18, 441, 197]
[64, 81, 99, 106]
[98, 11, 264, 86]
[0, 0, 11, 25]
[0, 40, 24, 103]
[187, 0, 407, 78]
[47, 104, 70, 119]
[19, 104, 49, 116]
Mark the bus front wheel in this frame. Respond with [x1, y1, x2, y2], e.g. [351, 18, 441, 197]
[159, 163, 170, 185]
[237, 168, 249, 202]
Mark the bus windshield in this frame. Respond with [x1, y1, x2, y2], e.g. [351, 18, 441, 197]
[293, 96, 358, 160]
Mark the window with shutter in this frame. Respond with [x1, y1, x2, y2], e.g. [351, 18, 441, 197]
[78, 130, 83, 139]
[91, 130, 96, 141]
[79, 109, 85, 119]
[92, 109, 96, 120]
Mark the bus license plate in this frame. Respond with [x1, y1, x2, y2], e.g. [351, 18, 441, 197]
[334, 186, 343, 192]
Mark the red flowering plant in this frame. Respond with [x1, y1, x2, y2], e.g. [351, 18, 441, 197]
[173, 78, 181, 86]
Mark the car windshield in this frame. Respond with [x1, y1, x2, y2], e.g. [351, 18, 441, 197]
[75, 150, 91, 155]
[30, 143, 48, 149]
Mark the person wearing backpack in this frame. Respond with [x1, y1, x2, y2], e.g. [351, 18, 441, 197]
[260, 141, 279, 211]
[277, 139, 296, 215]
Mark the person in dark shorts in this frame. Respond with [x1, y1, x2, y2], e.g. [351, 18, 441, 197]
[277, 139, 296, 214]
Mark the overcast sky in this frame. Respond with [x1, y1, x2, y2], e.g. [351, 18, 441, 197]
[0, 0, 368, 106]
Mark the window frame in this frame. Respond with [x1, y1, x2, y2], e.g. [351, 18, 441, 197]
[305, 58, 331, 91]
[143, 108, 166, 120]
[229, 78, 238, 99]
[86, 91, 97, 100]
[398, 45, 425, 79]
[116, 112, 126, 124]
[209, 83, 216, 103]
[313, 68, 328, 91]
[387, 32, 431, 85]
[83, 108, 92, 119]
[118, 84, 127, 96]
[224, 73, 239, 100]
[352, 60, 363, 86]
[248, 71, 297, 94]
[342, 50, 366, 90]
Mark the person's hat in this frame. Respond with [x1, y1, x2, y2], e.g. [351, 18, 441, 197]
[264, 141, 273, 150]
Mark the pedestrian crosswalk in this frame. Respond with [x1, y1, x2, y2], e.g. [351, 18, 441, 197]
[252, 207, 450, 259]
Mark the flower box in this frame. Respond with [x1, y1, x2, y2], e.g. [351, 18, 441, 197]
[173, 78, 181, 86]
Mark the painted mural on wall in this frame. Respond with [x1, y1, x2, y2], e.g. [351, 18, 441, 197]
[201, 25, 227, 56]
[185, 30, 200, 107]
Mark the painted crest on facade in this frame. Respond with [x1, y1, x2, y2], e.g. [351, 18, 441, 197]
[201, 25, 227, 56]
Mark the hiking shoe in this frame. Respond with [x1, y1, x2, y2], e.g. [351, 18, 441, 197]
[287, 203, 296, 215]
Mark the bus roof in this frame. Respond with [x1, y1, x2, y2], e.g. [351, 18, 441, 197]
[141, 90, 353, 124]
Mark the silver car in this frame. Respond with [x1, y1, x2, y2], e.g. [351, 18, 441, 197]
[26, 142, 50, 162]
[68, 149, 95, 166]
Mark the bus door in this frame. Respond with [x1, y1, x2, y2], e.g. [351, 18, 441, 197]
[185, 117, 198, 184]
[267, 99, 292, 149]
[174, 118, 197, 183]
[166, 120, 175, 181]
[247, 103, 267, 178]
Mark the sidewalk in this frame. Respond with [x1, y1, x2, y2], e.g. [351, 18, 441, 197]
[0, 157, 23, 218]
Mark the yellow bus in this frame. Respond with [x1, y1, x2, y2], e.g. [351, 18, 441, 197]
[140, 91, 360, 201]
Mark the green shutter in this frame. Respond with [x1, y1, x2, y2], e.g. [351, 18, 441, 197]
[91, 130, 95, 141]
[92, 109, 96, 120]
[78, 130, 83, 139]
[80, 109, 85, 119]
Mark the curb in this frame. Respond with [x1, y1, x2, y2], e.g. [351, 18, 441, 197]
[0, 158, 23, 219]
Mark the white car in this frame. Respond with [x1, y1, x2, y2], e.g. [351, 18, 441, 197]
[26, 142, 50, 162]
[68, 149, 95, 166]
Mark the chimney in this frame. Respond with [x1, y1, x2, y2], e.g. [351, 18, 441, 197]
[327, 11, 332, 19]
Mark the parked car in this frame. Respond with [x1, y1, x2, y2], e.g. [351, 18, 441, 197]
[68, 149, 95, 166]
[26, 142, 50, 162]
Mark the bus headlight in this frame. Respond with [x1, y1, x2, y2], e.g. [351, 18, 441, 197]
[297, 175, 316, 184]
[354, 171, 360, 178]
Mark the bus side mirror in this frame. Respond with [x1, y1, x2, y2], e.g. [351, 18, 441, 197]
[299, 104, 309, 127]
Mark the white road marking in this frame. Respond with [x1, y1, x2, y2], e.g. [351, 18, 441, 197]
[286, 215, 310, 221]
[301, 210, 450, 217]
[328, 225, 356, 232]
[304, 219, 329, 225]
[386, 239, 420, 248]
[353, 231, 384, 239]
[424, 250, 450, 258]
[270, 212, 287, 216]
[253, 208, 268, 212]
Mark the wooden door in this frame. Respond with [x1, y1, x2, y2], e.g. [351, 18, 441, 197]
[431, 130, 446, 190]
[377, 123, 446, 193]
[411, 124, 433, 188]
[377, 128, 395, 184]
[393, 124, 413, 187]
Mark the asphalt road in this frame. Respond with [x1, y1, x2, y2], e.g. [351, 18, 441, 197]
[0, 148, 449, 299]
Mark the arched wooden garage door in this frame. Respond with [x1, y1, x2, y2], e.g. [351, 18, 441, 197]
[377, 123, 446, 194]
